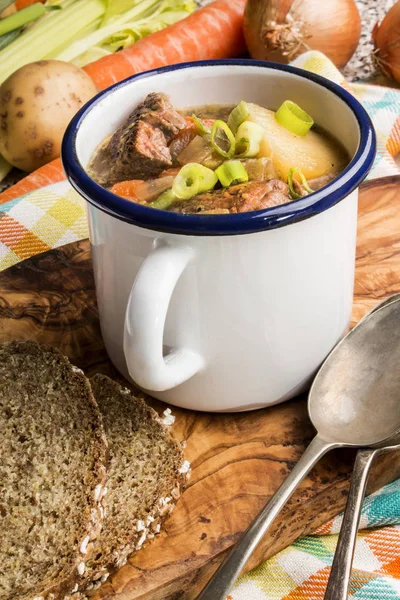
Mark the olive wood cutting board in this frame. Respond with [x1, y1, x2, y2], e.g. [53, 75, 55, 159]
[1, 176, 400, 600]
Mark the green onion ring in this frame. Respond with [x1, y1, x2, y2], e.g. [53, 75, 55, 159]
[150, 189, 178, 211]
[210, 120, 236, 159]
[288, 168, 314, 199]
[172, 163, 218, 200]
[192, 114, 210, 135]
[215, 160, 249, 187]
[235, 121, 265, 158]
[275, 101, 314, 136]
[227, 100, 250, 134]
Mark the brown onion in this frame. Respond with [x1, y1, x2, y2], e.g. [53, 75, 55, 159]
[373, 0, 400, 83]
[244, 0, 361, 69]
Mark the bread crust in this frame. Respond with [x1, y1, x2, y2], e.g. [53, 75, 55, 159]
[83, 375, 188, 593]
[0, 342, 108, 600]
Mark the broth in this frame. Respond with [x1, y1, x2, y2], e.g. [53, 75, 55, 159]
[88, 93, 349, 215]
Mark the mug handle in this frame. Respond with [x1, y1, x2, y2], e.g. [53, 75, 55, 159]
[123, 242, 205, 392]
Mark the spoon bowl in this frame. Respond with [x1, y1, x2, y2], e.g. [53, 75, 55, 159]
[309, 298, 400, 445]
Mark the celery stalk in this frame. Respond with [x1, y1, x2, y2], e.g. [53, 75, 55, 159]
[45, 18, 103, 59]
[55, 0, 160, 62]
[0, 155, 12, 184]
[71, 46, 110, 66]
[56, 0, 196, 66]
[102, 0, 145, 24]
[0, 0, 196, 85]
[0, 4, 46, 36]
[0, 0, 105, 84]
[0, 27, 22, 51]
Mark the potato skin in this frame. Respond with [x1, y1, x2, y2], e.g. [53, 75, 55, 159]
[0, 60, 98, 172]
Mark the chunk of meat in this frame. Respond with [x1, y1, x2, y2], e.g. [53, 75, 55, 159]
[170, 180, 290, 214]
[95, 93, 186, 185]
[308, 172, 338, 190]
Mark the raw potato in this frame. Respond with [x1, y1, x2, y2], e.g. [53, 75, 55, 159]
[0, 60, 98, 172]
[246, 103, 348, 181]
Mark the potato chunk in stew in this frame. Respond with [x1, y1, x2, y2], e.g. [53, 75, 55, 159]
[246, 103, 348, 181]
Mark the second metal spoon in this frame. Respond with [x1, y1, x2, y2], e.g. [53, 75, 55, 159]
[324, 294, 400, 599]
[324, 441, 400, 600]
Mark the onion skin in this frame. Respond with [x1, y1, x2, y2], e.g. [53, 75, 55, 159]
[373, 0, 400, 83]
[244, 0, 361, 69]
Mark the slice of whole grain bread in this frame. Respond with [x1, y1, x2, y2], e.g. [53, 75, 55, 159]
[0, 341, 108, 600]
[84, 375, 188, 592]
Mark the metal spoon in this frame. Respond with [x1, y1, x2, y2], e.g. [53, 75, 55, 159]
[197, 296, 400, 600]
[324, 438, 400, 600]
[324, 293, 400, 600]
[323, 295, 400, 598]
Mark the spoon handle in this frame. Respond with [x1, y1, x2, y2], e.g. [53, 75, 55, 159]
[197, 435, 337, 600]
[324, 448, 378, 600]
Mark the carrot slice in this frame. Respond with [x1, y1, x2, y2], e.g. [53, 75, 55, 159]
[182, 116, 215, 132]
[110, 179, 145, 200]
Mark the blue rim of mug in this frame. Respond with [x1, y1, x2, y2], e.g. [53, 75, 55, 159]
[62, 59, 377, 236]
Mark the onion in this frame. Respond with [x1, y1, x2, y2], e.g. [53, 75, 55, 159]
[373, 0, 400, 83]
[243, 0, 361, 69]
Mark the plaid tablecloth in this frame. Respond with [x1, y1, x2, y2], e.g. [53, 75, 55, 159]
[1, 52, 400, 599]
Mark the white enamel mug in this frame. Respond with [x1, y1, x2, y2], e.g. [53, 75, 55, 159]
[62, 60, 376, 412]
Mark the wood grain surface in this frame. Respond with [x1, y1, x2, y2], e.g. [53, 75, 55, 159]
[1, 177, 400, 600]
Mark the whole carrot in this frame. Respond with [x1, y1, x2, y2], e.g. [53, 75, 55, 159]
[15, 0, 45, 10]
[0, 0, 246, 204]
[84, 0, 246, 90]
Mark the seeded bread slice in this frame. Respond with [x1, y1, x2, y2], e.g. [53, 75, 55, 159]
[0, 342, 108, 600]
[84, 375, 188, 591]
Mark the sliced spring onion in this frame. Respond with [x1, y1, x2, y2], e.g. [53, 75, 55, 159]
[150, 189, 177, 211]
[288, 168, 314, 199]
[275, 101, 314, 136]
[210, 120, 235, 159]
[215, 160, 249, 187]
[0, 3, 46, 37]
[192, 114, 210, 135]
[172, 163, 218, 200]
[235, 121, 265, 158]
[227, 100, 249, 134]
